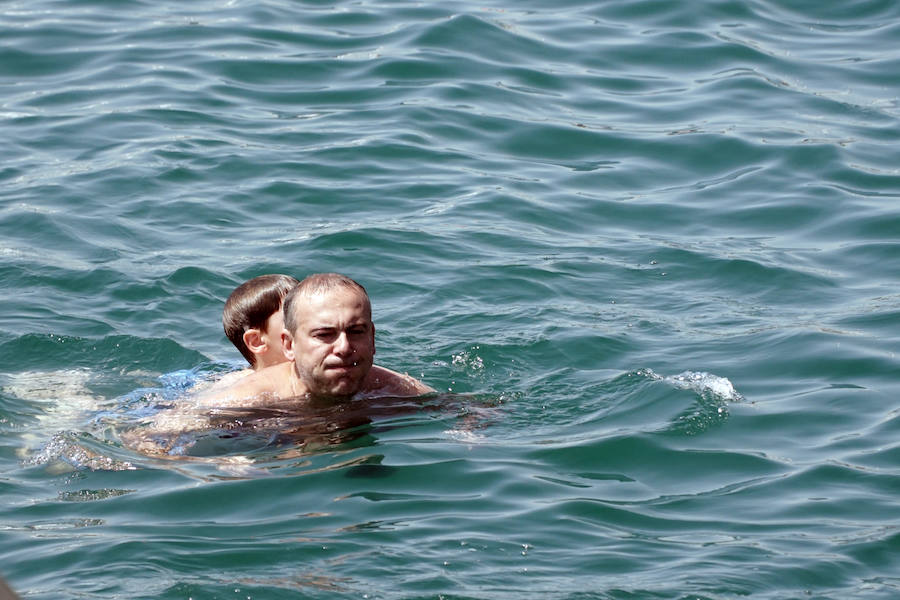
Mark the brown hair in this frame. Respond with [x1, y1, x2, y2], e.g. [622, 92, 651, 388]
[223, 274, 299, 366]
[283, 273, 370, 335]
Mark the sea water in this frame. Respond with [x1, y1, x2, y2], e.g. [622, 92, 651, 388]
[1, 0, 899, 598]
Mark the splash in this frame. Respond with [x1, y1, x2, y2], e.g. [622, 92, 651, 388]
[4, 368, 100, 421]
[5, 368, 106, 461]
[635, 369, 742, 436]
[443, 428, 488, 443]
[25, 431, 135, 472]
[664, 371, 743, 402]
[637, 368, 743, 402]
[451, 347, 485, 372]
[5, 366, 234, 468]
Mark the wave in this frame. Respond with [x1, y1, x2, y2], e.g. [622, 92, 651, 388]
[656, 369, 743, 402]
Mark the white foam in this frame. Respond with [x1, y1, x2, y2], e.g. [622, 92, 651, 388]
[4, 369, 110, 465]
[664, 371, 743, 402]
[25, 431, 135, 472]
[4, 368, 97, 402]
[4, 369, 102, 431]
[444, 428, 487, 443]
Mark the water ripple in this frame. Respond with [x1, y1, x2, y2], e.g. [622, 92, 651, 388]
[2, 0, 899, 598]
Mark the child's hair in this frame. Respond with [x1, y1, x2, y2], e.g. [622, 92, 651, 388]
[223, 274, 299, 366]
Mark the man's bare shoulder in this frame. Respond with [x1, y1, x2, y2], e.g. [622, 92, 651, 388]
[192, 367, 252, 395]
[194, 362, 295, 407]
[362, 365, 435, 397]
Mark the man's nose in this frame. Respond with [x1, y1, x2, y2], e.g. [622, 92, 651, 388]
[333, 331, 352, 355]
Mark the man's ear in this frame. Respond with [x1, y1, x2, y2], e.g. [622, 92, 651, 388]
[242, 328, 266, 356]
[282, 330, 295, 360]
[371, 323, 376, 356]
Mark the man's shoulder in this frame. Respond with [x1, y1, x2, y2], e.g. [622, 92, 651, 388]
[363, 365, 435, 397]
[195, 362, 294, 406]
[202, 367, 252, 392]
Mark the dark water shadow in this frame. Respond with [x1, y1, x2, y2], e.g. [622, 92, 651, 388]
[117, 392, 502, 478]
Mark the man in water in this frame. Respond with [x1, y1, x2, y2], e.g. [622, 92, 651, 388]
[195, 272, 434, 406]
[123, 273, 433, 455]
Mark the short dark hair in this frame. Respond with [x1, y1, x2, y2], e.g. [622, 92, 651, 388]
[223, 274, 299, 366]
[283, 273, 370, 335]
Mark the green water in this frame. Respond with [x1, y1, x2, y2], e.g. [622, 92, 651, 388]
[1, 0, 899, 598]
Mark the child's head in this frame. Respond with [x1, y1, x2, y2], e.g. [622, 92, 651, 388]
[223, 274, 299, 370]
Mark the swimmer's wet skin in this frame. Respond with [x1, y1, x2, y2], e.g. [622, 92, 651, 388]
[121, 388, 433, 457]
[194, 274, 433, 406]
[123, 274, 434, 457]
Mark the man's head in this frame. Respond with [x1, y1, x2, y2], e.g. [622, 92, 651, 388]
[282, 273, 375, 399]
[223, 274, 299, 369]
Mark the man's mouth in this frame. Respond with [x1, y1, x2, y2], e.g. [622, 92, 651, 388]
[326, 361, 359, 371]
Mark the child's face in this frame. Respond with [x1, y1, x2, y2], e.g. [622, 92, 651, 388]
[258, 304, 289, 368]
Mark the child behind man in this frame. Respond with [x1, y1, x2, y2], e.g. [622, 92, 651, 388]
[120, 274, 300, 454]
[218, 274, 299, 384]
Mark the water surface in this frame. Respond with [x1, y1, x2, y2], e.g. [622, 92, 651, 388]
[1, 0, 899, 598]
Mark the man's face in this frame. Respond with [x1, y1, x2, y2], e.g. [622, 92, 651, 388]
[283, 286, 375, 399]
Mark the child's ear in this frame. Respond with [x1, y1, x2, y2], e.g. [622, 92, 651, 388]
[282, 330, 295, 361]
[242, 328, 267, 356]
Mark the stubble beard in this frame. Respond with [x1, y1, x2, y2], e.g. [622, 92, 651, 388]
[294, 359, 365, 401]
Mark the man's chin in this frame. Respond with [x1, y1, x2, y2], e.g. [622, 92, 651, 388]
[315, 377, 363, 400]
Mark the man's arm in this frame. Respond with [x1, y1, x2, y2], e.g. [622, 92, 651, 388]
[363, 365, 435, 397]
